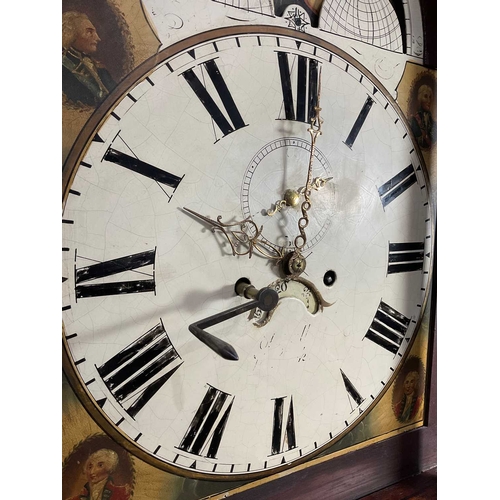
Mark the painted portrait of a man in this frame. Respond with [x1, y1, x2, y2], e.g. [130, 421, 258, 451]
[393, 370, 423, 422]
[392, 356, 425, 424]
[66, 448, 131, 500]
[406, 71, 437, 151]
[409, 84, 437, 149]
[62, 11, 117, 106]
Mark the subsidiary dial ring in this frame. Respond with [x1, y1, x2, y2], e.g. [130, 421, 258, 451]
[241, 137, 335, 253]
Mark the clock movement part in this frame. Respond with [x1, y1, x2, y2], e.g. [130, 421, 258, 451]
[188, 279, 279, 361]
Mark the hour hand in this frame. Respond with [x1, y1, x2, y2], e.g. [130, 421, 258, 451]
[182, 207, 284, 261]
[188, 280, 279, 361]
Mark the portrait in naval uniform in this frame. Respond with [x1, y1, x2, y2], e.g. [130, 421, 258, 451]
[62, 11, 117, 107]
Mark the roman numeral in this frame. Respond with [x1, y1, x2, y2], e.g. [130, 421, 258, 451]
[97, 321, 182, 418]
[75, 249, 155, 299]
[344, 95, 375, 148]
[378, 165, 417, 208]
[276, 52, 319, 123]
[388, 242, 425, 274]
[103, 146, 183, 202]
[340, 369, 365, 409]
[181, 59, 246, 138]
[271, 396, 297, 455]
[364, 301, 410, 354]
[178, 385, 234, 459]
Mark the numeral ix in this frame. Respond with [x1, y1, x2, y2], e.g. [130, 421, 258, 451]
[75, 249, 156, 299]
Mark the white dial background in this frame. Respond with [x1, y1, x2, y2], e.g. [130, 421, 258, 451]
[62, 29, 432, 478]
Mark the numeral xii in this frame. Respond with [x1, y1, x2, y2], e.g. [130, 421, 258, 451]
[277, 52, 319, 123]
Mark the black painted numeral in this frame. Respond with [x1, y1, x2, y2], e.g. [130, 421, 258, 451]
[181, 59, 246, 138]
[277, 52, 319, 123]
[344, 95, 375, 149]
[75, 249, 155, 299]
[178, 385, 234, 459]
[388, 242, 425, 274]
[340, 369, 365, 408]
[378, 165, 417, 207]
[104, 147, 183, 201]
[98, 321, 182, 418]
[364, 301, 410, 354]
[104, 147, 183, 189]
[271, 396, 297, 455]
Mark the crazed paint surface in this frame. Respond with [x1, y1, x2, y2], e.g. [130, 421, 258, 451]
[62, 2, 435, 498]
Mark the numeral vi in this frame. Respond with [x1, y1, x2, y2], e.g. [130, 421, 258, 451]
[271, 396, 297, 455]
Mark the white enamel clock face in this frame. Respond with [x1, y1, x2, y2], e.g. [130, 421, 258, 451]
[62, 26, 433, 479]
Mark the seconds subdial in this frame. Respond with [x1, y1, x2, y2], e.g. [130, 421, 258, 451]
[241, 137, 335, 253]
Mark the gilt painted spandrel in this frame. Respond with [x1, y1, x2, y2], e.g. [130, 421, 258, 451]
[397, 62, 437, 203]
[63, 372, 192, 499]
[62, 0, 161, 163]
[63, 435, 135, 500]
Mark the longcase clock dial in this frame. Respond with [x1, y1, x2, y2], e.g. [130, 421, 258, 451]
[62, 25, 433, 480]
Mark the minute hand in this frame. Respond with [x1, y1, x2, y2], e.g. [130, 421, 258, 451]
[188, 283, 279, 361]
[294, 68, 323, 252]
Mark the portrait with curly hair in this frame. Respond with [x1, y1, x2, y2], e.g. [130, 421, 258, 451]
[62, 1, 134, 108]
[391, 356, 425, 423]
[63, 434, 135, 500]
[407, 71, 437, 150]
